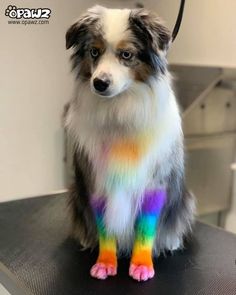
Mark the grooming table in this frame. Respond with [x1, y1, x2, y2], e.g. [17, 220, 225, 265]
[0, 193, 236, 295]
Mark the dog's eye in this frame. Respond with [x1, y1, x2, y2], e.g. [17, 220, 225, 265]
[90, 47, 99, 58]
[121, 51, 133, 60]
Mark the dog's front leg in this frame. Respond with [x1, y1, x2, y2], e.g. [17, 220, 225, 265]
[90, 197, 117, 280]
[129, 190, 166, 281]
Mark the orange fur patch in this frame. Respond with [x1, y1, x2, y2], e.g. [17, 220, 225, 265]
[131, 249, 153, 267]
[110, 140, 141, 162]
[97, 250, 117, 266]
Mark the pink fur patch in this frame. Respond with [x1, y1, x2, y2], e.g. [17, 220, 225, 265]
[129, 264, 155, 281]
[90, 263, 117, 280]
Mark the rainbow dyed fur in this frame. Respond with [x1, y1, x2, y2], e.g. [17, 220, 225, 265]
[91, 190, 166, 280]
[65, 6, 195, 282]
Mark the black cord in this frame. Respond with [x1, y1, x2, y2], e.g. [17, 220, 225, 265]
[172, 0, 185, 42]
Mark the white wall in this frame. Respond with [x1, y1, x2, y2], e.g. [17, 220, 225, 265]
[0, 0, 72, 201]
[148, 0, 236, 68]
[1, 0, 236, 202]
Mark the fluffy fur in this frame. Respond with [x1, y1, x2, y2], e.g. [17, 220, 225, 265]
[65, 6, 195, 281]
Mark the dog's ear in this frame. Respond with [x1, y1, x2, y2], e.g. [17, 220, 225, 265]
[66, 23, 80, 50]
[129, 9, 171, 54]
[66, 6, 103, 50]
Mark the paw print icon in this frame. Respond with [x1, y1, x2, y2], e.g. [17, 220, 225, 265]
[5, 5, 17, 18]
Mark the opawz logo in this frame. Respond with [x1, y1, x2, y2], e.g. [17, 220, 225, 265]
[5, 5, 51, 19]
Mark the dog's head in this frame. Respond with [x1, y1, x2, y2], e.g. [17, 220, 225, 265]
[66, 6, 171, 98]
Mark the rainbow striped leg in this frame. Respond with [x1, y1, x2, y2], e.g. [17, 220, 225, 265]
[90, 197, 117, 280]
[130, 190, 166, 281]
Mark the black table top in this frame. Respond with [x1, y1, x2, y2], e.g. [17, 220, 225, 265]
[169, 65, 222, 115]
[0, 194, 236, 295]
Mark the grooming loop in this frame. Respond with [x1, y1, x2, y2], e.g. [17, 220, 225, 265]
[172, 0, 185, 42]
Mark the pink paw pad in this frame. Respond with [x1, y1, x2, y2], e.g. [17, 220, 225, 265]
[90, 263, 117, 280]
[129, 264, 155, 281]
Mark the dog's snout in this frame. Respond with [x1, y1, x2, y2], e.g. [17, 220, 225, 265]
[93, 77, 110, 92]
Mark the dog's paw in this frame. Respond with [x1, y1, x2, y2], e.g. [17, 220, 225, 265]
[165, 236, 182, 251]
[129, 264, 155, 282]
[90, 262, 117, 280]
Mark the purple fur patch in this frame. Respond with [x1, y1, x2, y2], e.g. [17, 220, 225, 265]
[141, 190, 167, 214]
[90, 196, 105, 214]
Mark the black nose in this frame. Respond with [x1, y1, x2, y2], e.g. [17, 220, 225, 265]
[93, 77, 110, 92]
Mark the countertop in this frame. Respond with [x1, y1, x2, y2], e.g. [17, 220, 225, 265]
[0, 193, 236, 295]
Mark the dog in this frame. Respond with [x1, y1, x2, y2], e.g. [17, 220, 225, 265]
[64, 5, 195, 281]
